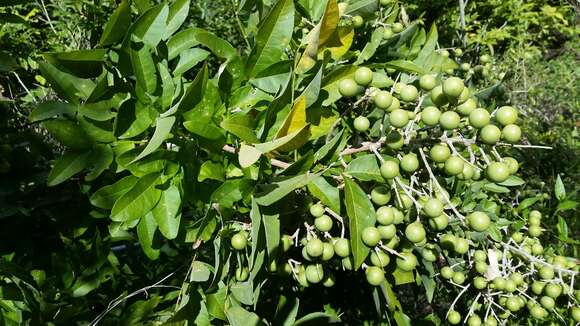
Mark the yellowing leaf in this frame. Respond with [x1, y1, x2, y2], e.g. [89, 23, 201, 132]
[318, 0, 340, 46]
[276, 96, 307, 138]
[239, 144, 262, 168]
[322, 26, 354, 60]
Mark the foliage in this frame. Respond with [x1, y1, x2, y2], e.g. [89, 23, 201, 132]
[0, 0, 578, 325]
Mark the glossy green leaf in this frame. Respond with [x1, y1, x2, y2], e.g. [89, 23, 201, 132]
[255, 173, 319, 206]
[100, 0, 132, 46]
[273, 295, 299, 326]
[178, 63, 208, 112]
[173, 48, 210, 76]
[344, 177, 376, 270]
[131, 116, 175, 163]
[239, 145, 262, 168]
[130, 43, 158, 95]
[554, 174, 565, 201]
[384, 60, 427, 75]
[210, 179, 254, 209]
[262, 209, 280, 257]
[152, 185, 181, 239]
[190, 260, 212, 282]
[30, 101, 77, 122]
[206, 287, 227, 320]
[307, 176, 341, 214]
[42, 119, 94, 150]
[111, 173, 162, 222]
[356, 27, 383, 64]
[132, 3, 169, 48]
[346, 154, 385, 182]
[497, 175, 525, 187]
[137, 212, 160, 260]
[198, 161, 225, 182]
[345, 0, 378, 17]
[246, 0, 295, 77]
[165, 0, 190, 39]
[221, 115, 260, 143]
[115, 99, 156, 139]
[86, 144, 114, 181]
[90, 175, 139, 209]
[300, 66, 323, 108]
[230, 282, 254, 306]
[38, 61, 95, 103]
[184, 119, 225, 141]
[79, 93, 127, 121]
[254, 125, 311, 153]
[225, 305, 260, 326]
[47, 151, 91, 186]
[43, 49, 106, 78]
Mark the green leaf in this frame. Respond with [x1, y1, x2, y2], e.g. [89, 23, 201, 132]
[313, 129, 344, 163]
[90, 175, 139, 209]
[255, 173, 319, 206]
[173, 48, 210, 76]
[321, 65, 357, 106]
[262, 209, 280, 257]
[346, 154, 385, 182]
[158, 62, 175, 110]
[393, 268, 414, 285]
[246, 0, 295, 77]
[420, 274, 435, 303]
[211, 179, 254, 209]
[225, 305, 261, 326]
[355, 27, 383, 64]
[38, 61, 95, 103]
[71, 276, 100, 297]
[254, 125, 311, 153]
[273, 295, 299, 326]
[221, 115, 260, 143]
[165, 0, 190, 39]
[184, 119, 225, 141]
[343, 177, 376, 270]
[383, 60, 427, 75]
[517, 197, 539, 211]
[300, 66, 324, 108]
[132, 3, 169, 48]
[239, 144, 262, 168]
[115, 99, 156, 139]
[152, 185, 181, 239]
[198, 161, 225, 182]
[100, 0, 132, 46]
[307, 176, 341, 214]
[131, 116, 175, 163]
[483, 183, 510, 193]
[554, 174, 565, 201]
[137, 212, 160, 260]
[42, 119, 94, 150]
[557, 216, 568, 241]
[206, 287, 227, 320]
[294, 311, 338, 325]
[497, 175, 525, 187]
[43, 49, 107, 78]
[47, 151, 91, 186]
[30, 101, 77, 122]
[190, 260, 211, 282]
[557, 200, 577, 211]
[86, 144, 114, 181]
[111, 173, 162, 222]
[231, 282, 254, 305]
[345, 0, 379, 17]
[130, 42, 158, 95]
[414, 23, 438, 66]
[178, 63, 208, 112]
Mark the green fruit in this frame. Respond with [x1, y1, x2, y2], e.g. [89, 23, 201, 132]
[457, 164, 475, 180]
[475, 261, 488, 274]
[231, 232, 248, 250]
[371, 186, 391, 206]
[528, 225, 542, 237]
[405, 222, 426, 243]
[400, 153, 419, 173]
[306, 238, 324, 257]
[460, 62, 471, 71]
[441, 266, 455, 279]
[486, 162, 510, 183]
[365, 266, 385, 286]
[341, 257, 354, 270]
[362, 227, 381, 247]
[396, 252, 418, 271]
[421, 106, 441, 125]
[386, 131, 404, 149]
[504, 279, 516, 293]
[445, 156, 464, 176]
[339, 78, 360, 97]
[440, 50, 450, 57]
[322, 273, 336, 287]
[378, 225, 397, 240]
[454, 238, 469, 254]
[392, 208, 404, 224]
[387, 97, 400, 112]
[457, 87, 470, 103]
[501, 124, 521, 143]
[430, 143, 451, 163]
[389, 109, 410, 128]
[531, 243, 544, 255]
[539, 266, 555, 280]
[236, 267, 249, 281]
[310, 203, 325, 217]
[439, 111, 460, 130]
[314, 215, 333, 232]
[370, 251, 390, 267]
[421, 247, 437, 262]
[396, 194, 413, 210]
[480, 125, 501, 144]
[429, 214, 449, 230]
[456, 98, 477, 116]
[510, 272, 524, 285]
[354, 116, 371, 132]
[503, 157, 519, 174]
[529, 214, 541, 226]
[302, 247, 313, 261]
[334, 238, 350, 257]
[374, 90, 393, 109]
[530, 305, 546, 319]
[354, 67, 373, 86]
[473, 276, 488, 289]
[392, 22, 404, 33]
[352, 15, 364, 28]
[506, 296, 520, 312]
[380, 160, 400, 179]
[430, 85, 449, 107]
[305, 264, 324, 284]
[492, 277, 506, 290]
[452, 272, 465, 284]
[279, 262, 293, 277]
[511, 232, 523, 243]
[544, 284, 562, 298]
[382, 27, 394, 39]
[423, 198, 444, 217]
[453, 48, 463, 57]
[442, 77, 465, 98]
[467, 211, 491, 232]
[281, 235, 293, 252]
[447, 310, 461, 324]
[571, 307, 580, 322]
[495, 106, 518, 126]
[322, 243, 335, 261]
[376, 206, 395, 225]
[474, 250, 487, 262]
[467, 315, 481, 326]
[480, 54, 491, 63]
[400, 85, 418, 102]
[540, 296, 555, 310]
[419, 74, 437, 91]
[529, 210, 542, 221]
[469, 108, 491, 128]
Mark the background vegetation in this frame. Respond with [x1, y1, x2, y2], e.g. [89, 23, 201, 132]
[0, 0, 577, 324]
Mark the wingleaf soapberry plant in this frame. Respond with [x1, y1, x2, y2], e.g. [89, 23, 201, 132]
[32, 0, 578, 324]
